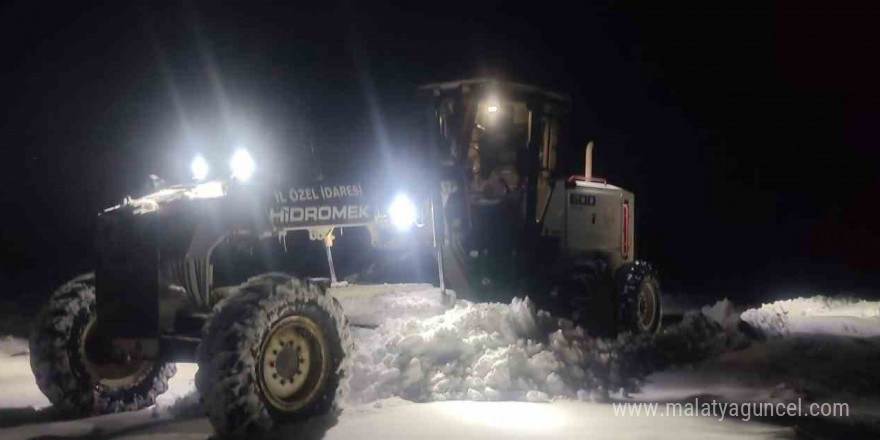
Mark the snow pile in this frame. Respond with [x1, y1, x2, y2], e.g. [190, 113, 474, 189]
[345, 290, 765, 407]
[347, 297, 614, 405]
[701, 298, 741, 331]
[331, 284, 449, 327]
[741, 296, 880, 337]
[618, 303, 753, 378]
[161, 387, 203, 418]
[154, 363, 200, 416]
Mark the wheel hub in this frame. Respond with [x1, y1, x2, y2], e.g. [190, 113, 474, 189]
[79, 316, 152, 388]
[274, 344, 301, 380]
[637, 283, 657, 330]
[258, 315, 328, 413]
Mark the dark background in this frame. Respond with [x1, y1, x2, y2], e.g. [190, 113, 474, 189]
[1, 1, 878, 308]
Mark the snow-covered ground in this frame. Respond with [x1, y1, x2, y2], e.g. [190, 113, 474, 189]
[2, 284, 879, 439]
[741, 296, 880, 338]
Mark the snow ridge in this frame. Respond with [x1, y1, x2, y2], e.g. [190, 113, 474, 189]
[348, 297, 608, 404]
[345, 293, 749, 406]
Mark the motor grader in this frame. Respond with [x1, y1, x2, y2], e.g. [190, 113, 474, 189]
[29, 78, 660, 437]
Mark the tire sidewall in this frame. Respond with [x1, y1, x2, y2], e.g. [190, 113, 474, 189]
[30, 282, 97, 414]
[29, 274, 176, 415]
[635, 275, 662, 334]
[197, 274, 351, 437]
[618, 262, 663, 335]
[254, 303, 344, 419]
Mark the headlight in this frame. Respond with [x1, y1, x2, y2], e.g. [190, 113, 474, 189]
[388, 194, 417, 231]
[230, 149, 255, 181]
[191, 155, 209, 181]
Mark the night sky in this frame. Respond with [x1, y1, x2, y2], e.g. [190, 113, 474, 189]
[1, 1, 878, 304]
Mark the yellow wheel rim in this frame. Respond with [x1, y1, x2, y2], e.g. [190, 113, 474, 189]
[258, 315, 329, 413]
[637, 282, 657, 331]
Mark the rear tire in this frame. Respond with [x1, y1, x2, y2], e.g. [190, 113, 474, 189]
[617, 261, 662, 334]
[28, 273, 177, 416]
[196, 273, 352, 437]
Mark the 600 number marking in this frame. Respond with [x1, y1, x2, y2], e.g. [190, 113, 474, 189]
[569, 194, 597, 206]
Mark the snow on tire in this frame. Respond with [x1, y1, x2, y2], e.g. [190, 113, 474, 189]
[28, 273, 177, 416]
[196, 273, 352, 437]
[617, 261, 663, 334]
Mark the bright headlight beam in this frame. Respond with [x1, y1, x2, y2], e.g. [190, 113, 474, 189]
[191, 155, 209, 181]
[388, 194, 417, 231]
[230, 149, 255, 181]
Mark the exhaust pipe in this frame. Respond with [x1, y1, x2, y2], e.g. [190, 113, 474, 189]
[567, 141, 607, 185]
[584, 141, 594, 179]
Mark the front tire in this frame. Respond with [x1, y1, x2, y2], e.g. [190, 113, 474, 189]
[196, 273, 352, 437]
[28, 273, 177, 416]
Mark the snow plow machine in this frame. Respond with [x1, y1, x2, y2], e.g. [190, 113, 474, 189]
[29, 78, 661, 436]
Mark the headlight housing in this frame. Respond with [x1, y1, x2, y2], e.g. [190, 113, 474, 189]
[388, 194, 417, 231]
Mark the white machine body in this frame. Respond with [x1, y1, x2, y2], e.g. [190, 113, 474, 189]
[543, 179, 635, 272]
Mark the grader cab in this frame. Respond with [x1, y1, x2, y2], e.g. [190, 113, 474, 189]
[421, 79, 659, 336]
